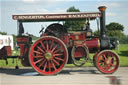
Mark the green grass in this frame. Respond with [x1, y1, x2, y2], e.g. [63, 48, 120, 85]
[115, 44, 128, 66]
[0, 58, 23, 67]
[0, 49, 23, 67]
[0, 44, 128, 67]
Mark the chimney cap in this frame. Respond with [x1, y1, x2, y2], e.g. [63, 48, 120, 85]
[98, 6, 107, 11]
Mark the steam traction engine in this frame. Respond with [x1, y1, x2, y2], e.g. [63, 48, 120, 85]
[11, 6, 119, 75]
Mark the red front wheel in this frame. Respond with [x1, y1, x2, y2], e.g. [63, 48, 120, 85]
[29, 36, 68, 75]
[96, 50, 120, 74]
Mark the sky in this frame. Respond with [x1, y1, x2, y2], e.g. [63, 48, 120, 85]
[0, 0, 128, 37]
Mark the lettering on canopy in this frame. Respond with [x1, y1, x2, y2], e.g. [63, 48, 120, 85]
[13, 12, 101, 21]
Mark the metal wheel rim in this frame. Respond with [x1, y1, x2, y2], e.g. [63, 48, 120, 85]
[29, 36, 68, 75]
[96, 50, 120, 74]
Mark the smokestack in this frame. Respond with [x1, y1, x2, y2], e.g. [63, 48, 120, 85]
[98, 6, 107, 38]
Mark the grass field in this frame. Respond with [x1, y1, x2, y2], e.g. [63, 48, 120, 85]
[0, 44, 128, 67]
[115, 44, 128, 66]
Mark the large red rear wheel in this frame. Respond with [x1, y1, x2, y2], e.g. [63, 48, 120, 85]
[29, 36, 68, 75]
[96, 50, 120, 74]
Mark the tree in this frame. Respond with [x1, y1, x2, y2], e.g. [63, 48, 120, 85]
[120, 35, 128, 44]
[67, 6, 80, 12]
[106, 22, 125, 40]
[94, 22, 126, 42]
[0, 31, 7, 35]
[94, 30, 100, 37]
[63, 6, 85, 31]
[106, 22, 124, 31]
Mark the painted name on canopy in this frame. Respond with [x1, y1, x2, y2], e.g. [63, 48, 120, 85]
[13, 12, 101, 20]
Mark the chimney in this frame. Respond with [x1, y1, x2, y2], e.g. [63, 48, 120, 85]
[98, 6, 107, 38]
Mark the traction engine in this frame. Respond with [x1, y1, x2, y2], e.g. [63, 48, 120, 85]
[9, 6, 120, 75]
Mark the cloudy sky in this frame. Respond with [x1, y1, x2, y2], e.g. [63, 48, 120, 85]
[0, 0, 128, 36]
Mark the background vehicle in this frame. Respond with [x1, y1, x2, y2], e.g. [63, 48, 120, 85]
[0, 35, 14, 64]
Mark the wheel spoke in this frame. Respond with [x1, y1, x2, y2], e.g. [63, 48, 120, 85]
[46, 41, 49, 50]
[50, 40, 54, 50]
[110, 57, 114, 61]
[102, 54, 107, 60]
[43, 62, 47, 72]
[99, 62, 104, 65]
[33, 50, 42, 55]
[111, 64, 115, 67]
[53, 53, 63, 57]
[105, 65, 111, 70]
[110, 57, 116, 67]
[110, 57, 114, 62]
[53, 48, 63, 54]
[39, 59, 46, 68]
[51, 45, 58, 52]
[48, 61, 51, 72]
[40, 41, 46, 49]
[52, 58, 60, 65]
[33, 55, 44, 58]
[34, 58, 44, 64]
[54, 57, 64, 61]
[100, 57, 105, 61]
[51, 61, 57, 70]
[37, 46, 45, 54]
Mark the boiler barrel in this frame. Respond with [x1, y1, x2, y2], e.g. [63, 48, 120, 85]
[86, 38, 100, 53]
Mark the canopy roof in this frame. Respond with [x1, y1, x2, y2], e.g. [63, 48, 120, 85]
[12, 12, 101, 22]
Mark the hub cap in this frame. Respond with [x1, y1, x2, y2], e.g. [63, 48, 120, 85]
[105, 59, 110, 65]
[45, 52, 52, 60]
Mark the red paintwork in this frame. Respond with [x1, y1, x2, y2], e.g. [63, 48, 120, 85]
[17, 37, 29, 43]
[72, 46, 86, 58]
[17, 36, 29, 57]
[61, 32, 99, 53]
[85, 38, 100, 52]
[17, 36, 31, 66]
[17, 31, 99, 67]
[96, 50, 120, 74]
[68, 32, 86, 41]
[29, 36, 68, 75]
[60, 33, 69, 46]
[0, 46, 12, 59]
